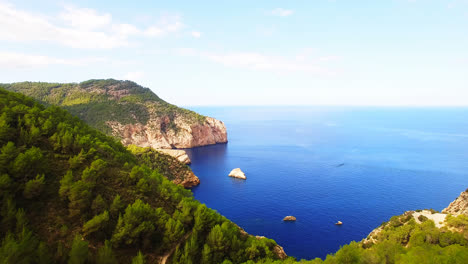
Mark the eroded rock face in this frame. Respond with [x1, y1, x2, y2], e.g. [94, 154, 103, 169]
[442, 189, 468, 216]
[107, 115, 227, 149]
[172, 171, 200, 188]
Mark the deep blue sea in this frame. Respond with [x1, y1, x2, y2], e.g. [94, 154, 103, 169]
[184, 106, 468, 260]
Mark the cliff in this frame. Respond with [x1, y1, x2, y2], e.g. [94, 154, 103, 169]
[442, 189, 468, 216]
[1, 79, 228, 149]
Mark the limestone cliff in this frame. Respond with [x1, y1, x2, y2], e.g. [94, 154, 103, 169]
[442, 189, 468, 216]
[2, 79, 228, 150]
[107, 115, 227, 149]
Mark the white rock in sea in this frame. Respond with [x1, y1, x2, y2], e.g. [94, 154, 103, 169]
[229, 168, 246, 180]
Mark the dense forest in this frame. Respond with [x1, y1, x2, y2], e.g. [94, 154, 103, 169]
[1, 87, 468, 263]
[0, 88, 284, 263]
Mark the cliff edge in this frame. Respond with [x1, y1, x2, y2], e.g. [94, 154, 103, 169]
[442, 189, 468, 216]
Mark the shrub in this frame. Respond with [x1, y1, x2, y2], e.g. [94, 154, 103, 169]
[418, 215, 429, 222]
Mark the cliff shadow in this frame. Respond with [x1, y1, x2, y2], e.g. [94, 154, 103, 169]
[184, 143, 228, 166]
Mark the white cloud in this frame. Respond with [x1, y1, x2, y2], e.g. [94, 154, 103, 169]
[191, 31, 202, 38]
[0, 51, 106, 68]
[270, 8, 294, 17]
[176, 49, 338, 76]
[59, 6, 112, 30]
[123, 71, 145, 81]
[0, 2, 186, 49]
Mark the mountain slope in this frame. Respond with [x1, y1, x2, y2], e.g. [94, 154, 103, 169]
[1, 79, 227, 149]
[0, 88, 283, 264]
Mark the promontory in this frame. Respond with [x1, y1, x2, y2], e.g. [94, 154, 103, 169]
[2, 79, 227, 149]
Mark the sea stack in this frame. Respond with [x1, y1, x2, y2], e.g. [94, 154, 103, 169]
[229, 168, 246, 179]
[283, 216, 297, 221]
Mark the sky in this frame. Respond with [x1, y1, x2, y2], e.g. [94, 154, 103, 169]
[0, 0, 467, 106]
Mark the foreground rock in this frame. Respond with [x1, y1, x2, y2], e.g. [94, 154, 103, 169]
[283, 216, 296, 221]
[156, 149, 191, 164]
[442, 189, 468, 216]
[229, 168, 246, 179]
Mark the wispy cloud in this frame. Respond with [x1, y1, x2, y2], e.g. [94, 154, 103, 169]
[175, 48, 339, 76]
[270, 8, 294, 17]
[191, 31, 202, 38]
[0, 51, 106, 68]
[0, 2, 186, 49]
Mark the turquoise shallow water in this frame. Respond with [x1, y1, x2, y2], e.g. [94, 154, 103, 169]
[185, 106, 468, 260]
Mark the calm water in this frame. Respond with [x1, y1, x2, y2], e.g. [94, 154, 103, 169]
[184, 106, 468, 260]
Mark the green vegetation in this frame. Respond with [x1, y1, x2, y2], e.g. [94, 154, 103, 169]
[0, 88, 282, 263]
[1, 87, 467, 263]
[1, 79, 206, 136]
[273, 213, 468, 264]
[128, 145, 194, 183]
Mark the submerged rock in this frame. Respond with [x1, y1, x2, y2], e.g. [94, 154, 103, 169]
[283, 216, 296, 221]
[229, 168, 246, 179]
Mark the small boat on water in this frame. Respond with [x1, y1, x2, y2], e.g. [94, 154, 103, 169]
[335, 221, 343, 225]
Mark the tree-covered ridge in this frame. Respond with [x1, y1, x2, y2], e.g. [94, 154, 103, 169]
[0, 79, 206, 135]
[127, 145, 194, 184]
[0, 88, 283, 264]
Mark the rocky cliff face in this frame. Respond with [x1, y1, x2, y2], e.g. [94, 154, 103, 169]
[442, 189, 468, 216]
[107, 115, 227, 149]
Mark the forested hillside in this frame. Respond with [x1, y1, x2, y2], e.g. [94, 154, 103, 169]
[0, 88, 283, 263]
[1, 80, 227, 150]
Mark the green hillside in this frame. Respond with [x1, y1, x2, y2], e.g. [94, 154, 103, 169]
[1, 79, 205, 136]
[1, 87, 467, 264]
[0, 88, 283, 264]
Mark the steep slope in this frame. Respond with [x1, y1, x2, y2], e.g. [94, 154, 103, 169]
[128, 145, 199, 188]
[443, 189, 468, 216]
[0, 88, 283, 264]
[1, 79, 227, 149]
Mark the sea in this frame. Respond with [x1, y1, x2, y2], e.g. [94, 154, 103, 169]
[184, 106, 468, 260]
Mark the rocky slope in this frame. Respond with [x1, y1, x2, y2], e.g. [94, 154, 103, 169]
[1, 79, 228, 149]
[442, 189, 468, 216]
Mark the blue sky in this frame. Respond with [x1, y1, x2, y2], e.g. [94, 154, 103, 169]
[0, 0, 467, 106]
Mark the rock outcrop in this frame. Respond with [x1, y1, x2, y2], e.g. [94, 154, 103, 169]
[156, 149, 191, 164]
[228, 168, 246, 179]
[172, 172, 200, 188]
[108, 116, 227, 150]
[283, 216, 296, 221]
[442, 189, 468, 216]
